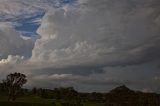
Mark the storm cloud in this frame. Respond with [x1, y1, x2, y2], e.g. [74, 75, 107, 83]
[0, 0, 160, 92]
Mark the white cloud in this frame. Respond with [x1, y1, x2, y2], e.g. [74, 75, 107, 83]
[0, 55, 27, 80]
[0, 55, 24, 65]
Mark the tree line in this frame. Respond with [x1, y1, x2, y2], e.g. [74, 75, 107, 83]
[1, 72, 160, 106]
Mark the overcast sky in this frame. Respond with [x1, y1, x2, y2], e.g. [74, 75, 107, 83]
[0, 0, 160, 92]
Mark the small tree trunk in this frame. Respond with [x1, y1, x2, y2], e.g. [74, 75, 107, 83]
[11, 86, 17, 101]
[8, 95, 11, 101]
[8, 88, 12, 101]
[7, 86, 16, 101]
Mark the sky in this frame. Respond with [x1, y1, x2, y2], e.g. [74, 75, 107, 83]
[0, 0, 160, 92]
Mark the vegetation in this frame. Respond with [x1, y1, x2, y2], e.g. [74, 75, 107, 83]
[2, 72, 27, 101]
[0, 73, 160, 106]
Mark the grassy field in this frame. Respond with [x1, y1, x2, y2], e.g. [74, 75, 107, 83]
[0, 96, 54, 106]
[0, 96, 105, 106]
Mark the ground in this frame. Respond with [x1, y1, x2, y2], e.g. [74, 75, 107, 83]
[0, 96, 104, 106]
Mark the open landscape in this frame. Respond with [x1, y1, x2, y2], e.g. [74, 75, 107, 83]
[0, 81, 160, 106]
[0, 0, 160, 106]
[0, 96, 103, 106]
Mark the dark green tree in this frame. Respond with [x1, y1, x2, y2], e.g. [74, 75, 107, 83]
[32, 87, 37, 95]
[2, 72, 27, 101]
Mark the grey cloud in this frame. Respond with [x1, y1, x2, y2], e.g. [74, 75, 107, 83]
[30, 0, 160, 68]
[26, 73, 130, 92]
[0, 22, 34, 59]
[31, 66, 104, 76]
[24, 0, 160, 91]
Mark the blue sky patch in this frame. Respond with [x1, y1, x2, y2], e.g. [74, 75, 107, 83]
[15, 12, 45, 37]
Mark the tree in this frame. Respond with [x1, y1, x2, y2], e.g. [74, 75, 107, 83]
[2, 72, 27, 101]
[32, 87, 37, 95]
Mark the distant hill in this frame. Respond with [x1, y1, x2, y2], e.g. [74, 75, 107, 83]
[110, 85, 135, 94]
[105, 85, 160, 106]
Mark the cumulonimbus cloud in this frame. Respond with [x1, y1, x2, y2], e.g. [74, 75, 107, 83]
[0, 0, 160, 92]
[30, 0, 160, 68]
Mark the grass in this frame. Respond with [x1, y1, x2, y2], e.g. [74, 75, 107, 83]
[0, 96, 55, 106]
[0, 96, 104, 106]
[0, 102, 51, 106]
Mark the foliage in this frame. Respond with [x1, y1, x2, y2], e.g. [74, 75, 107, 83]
[0, 74, 160, 105]
[2, 72, 27, 101]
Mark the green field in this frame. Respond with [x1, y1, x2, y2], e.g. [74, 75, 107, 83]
[0, 96, 104, 106]
[0, 96, 53, 106]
